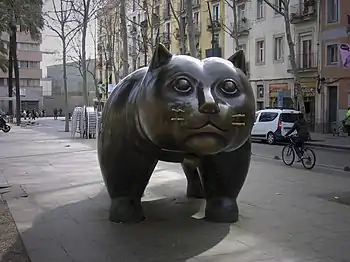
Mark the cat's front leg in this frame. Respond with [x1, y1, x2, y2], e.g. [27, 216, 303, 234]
[198, 139, 251, 223]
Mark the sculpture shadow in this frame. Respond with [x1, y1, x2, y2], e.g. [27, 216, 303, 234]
[3, 181, 231, 262]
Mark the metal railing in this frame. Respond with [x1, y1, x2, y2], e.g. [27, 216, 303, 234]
[290, 2, 316, 22]
[295, 53, 318, 70]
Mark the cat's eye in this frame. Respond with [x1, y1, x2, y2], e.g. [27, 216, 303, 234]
[220, 80, 238, 96]
[174, 78, 192, 93]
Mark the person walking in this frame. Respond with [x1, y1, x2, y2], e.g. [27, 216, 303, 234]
[343, 107, 350, 136]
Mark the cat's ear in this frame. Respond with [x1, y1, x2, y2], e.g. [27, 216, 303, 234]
[228, 49, 247, 75]
[149, 43, 172, 70]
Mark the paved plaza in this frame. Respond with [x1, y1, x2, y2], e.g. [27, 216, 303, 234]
[0, 123, 350, 262]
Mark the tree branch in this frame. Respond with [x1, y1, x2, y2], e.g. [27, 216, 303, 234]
[263, 0, 284, 16]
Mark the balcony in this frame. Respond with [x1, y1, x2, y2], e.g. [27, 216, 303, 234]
[163, 9, 171, 20]
[129, 25, 137, 35]
[231, 18, 250, 36]
[290, 1, 317, 24]
[128, 45, 137, 57]
[193, 23, 201, 35]
[287, 53, 318, 73]
[207, 17, 221, 31]
[192, 0, 200, 9]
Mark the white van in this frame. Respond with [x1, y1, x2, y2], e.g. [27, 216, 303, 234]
[251, 108, 303, 145]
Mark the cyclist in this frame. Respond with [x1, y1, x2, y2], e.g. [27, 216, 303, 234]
[284, 113, 310, 158]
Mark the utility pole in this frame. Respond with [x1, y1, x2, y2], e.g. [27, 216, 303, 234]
[207, 1, 216, 57]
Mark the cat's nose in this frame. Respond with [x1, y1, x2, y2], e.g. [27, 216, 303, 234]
[198, 89, 220, 114]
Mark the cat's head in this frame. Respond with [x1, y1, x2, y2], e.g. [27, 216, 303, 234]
[136, 43, 255, 156]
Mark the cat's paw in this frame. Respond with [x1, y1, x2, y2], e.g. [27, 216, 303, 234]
[109, 197, 145, 223]
[205, 197, 239, 223]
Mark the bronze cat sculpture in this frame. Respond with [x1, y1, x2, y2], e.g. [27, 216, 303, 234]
[98, 43, 255, 223]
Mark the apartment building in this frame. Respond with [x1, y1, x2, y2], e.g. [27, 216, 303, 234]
[0, 27, 43, 113]
[225, 0, 320, 131]
[319, 0, 350, 133]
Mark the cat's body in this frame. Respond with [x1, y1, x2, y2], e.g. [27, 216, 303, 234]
[98, 44, 255, 223]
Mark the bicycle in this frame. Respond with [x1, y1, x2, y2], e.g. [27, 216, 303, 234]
[281, 136, 316, 170]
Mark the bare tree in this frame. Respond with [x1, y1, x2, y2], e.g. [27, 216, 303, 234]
[44, 0, 81, 132]
[263, 0, 306, 116]
[224, 0, 240, 51]
[120, 0, 129, 77]
[97, 3, 122, 84]
[169, 1, 186, 54]
[69, 0, 103, 105]
[185, 0, 196, 57]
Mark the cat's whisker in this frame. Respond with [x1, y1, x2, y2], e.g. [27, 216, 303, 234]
[231, 114, 245, 118]
[171, 117, 185, 121]
[171, 108, 185, 113]
[232, 123, 246, 126]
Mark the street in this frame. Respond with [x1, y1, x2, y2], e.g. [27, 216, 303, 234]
[26, 117, 350, 172]
[1, 118, 350, 262]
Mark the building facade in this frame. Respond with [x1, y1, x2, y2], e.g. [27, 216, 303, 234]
[224, 0, 320, 131]
[0, 27, 43, 113]
[319, 0, 350, 133]
[44, 60, 96, 115]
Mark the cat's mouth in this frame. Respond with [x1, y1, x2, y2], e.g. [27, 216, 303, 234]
[186, 121, 228, 132]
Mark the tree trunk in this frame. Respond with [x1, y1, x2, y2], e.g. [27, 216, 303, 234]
[81, 21, 88, 105]
[11, 26, 21, 126]
[232, 0, 240, 51]
[185, 0, 196, 57]
[62, 39, 69, 132]
[8, 32, 13, 117]
[283, 11, 306, 116]
[179, 18, 186, 54]
[119, 0, 129, 77]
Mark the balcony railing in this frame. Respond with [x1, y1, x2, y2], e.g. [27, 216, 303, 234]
[129, 25, 137, 35]
[290, 1, 316, 24]
[207, 17, 221, 31]
[289, 53, 318, 71]
[160, 32, 171, 44]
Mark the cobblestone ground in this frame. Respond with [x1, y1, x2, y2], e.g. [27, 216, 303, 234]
[0, 125, 350, 262]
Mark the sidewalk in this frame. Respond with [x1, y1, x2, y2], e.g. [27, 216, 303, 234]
[1, 126, 350, 261]
[308, 132, 350, 150]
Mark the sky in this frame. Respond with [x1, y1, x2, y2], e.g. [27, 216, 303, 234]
[41, 0, 97, 77]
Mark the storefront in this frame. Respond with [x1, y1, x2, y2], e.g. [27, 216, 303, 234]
[296, 81, 316, 131]
[269, 83, 294, 108]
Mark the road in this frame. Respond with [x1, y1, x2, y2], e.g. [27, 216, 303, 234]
[19, 117, 350, 172]
[2, 118, 350, 262]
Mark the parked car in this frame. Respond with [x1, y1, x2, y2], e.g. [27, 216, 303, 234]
[251, 108, 303, 145]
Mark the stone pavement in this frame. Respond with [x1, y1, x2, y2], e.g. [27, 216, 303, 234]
[308, 132, 350, 150]
[1, 126, 350, 262]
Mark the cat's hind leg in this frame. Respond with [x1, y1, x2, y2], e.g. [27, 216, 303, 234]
[181, 159, 204, 199]
[198, 139, 251, 223]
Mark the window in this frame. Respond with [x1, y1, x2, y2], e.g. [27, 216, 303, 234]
[280, 113, 303, 123]
[132, 0, 136, 11]
[212, 4, 220, 21]
[214, 33, 220, 46]
[0, 78, 5, 86]
[256, 40, 265, 64]
[257, 84, 264, 99]
[327, 0, 339, 23]
[326, 44, 338, 65]
[193, 12, 199, 25]
[19, 79, 40, 86]
[274, 36, 284, 61]
[259, 112, 278, 122]
[17, 43, 40, 51]
[257, 0, 264, 19]
[237, 4, 245, 21]
[257, 102, 264, 110]
[19, 61, 40, 68]
[274, 0, 283, 13]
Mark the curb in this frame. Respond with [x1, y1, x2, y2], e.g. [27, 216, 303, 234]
[305, 142, 350, 151]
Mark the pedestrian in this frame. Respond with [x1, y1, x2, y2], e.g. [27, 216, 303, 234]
[42, 109, 45, 117]
[31, 109, 36, 120]
[343, 107, 350, 136]
[53, 108, 58, 120]
[58, 108, 62, 117]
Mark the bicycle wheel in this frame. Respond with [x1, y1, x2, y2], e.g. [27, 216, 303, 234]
[282, 145, 295, 166]
[301, 147, 316, 169]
